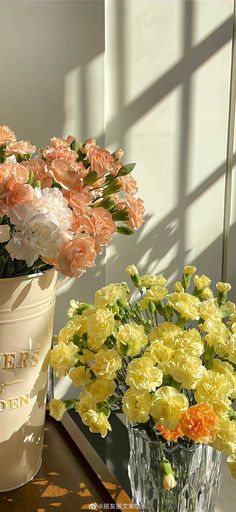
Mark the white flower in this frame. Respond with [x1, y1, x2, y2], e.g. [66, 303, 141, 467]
[6, 188, 72, 267]
[0, 224, 10, 243]
[36, 188, 72, 231]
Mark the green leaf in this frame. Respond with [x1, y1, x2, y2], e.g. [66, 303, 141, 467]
[27, 171, 34, 186]
[97, 197, 116, 211]
[64, 399, 76, 411]
[51, 182, 62, 190]
[84, 171, 98, 185]
[117, 225, 134, 235]
[112, 210, 129, 221]
[70, 139, 80, 152]
[103, 182, 122, 197]
[118, 163, 136, 176]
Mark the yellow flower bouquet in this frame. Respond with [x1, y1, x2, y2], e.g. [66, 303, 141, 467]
[50, 265, 236, 512]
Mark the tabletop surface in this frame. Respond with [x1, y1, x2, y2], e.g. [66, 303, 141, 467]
[0, 415, 234, 512]
[0, 417, 124, 512]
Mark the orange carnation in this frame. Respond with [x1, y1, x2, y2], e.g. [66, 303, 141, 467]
[156, 422, 184, 442]
[180, 403, 218, 443]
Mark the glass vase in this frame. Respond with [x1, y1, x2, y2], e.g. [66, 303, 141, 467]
[127, 423, 223, 512]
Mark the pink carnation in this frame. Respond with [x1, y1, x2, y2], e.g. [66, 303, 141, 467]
[6, 140, 36, 157]
[22, 158, 53, 188]
[58, 233, 96, 278]
[0, 126, 16, 145]
[125, 194, 145, 229]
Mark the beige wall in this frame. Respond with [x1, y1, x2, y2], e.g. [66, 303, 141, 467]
[0, 0, 106, 331]
[106, 0, 234, 296]
[0, 0, 235, 321]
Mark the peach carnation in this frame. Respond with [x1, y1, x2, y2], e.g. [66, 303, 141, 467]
[86, 143, 115, 178]
[41, 146, 78, 163]
[0, 126, 16, 145]
[49, 160, 86, 190]
[88, 208, 117, 252]
[180, 403, 218, 443]
[58, 233, 96, 278]
[118, 175, 138, 195]
[22, 158, 53, 188]
[156, 422, 184, 442]
[64, 189, 92, 215]
[6, 183, 36, 208]
[6, 140, 36, 157]
[125, 194, 145, 229]
[0, 162, 29, 193]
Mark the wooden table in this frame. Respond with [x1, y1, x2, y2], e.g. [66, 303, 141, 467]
[0, 415, 136, 512]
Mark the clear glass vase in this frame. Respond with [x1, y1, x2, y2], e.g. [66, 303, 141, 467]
[127, 423, 223, 512]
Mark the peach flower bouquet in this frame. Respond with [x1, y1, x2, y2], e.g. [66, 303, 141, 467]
[0, 125, 144, 278]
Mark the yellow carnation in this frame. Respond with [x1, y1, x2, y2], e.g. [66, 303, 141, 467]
[174, 281, 184, 292]
[195, 371, 233, 412]
[149, 340, 174, 363]
[75, 390, 97, 417]
[58, 315, 87, 344]
[194, 274, 211, 291]
[211, 414, 236, 454]
[173, 329, 204, 356]
[92, 348, 122, 379]
[167, 293, 200, 320]
[81, 410, 111, 438]
[198, 301, 222, 321]
[172, 356, 206, 389]
[183, 266, 196, 276]
[86, 379, 115, 402]
[67, 299, 80, 317]
[49, 399, 66, 421]
[199, 318, 230, 341]
[211, 359, 236, 399]
[125, 264, 138, 276]
[94, 283, 129, 307]
[200, 287, 214, 300]
[86, 307, 115, 350]
[216, 282, 232, 293]
[122, 388, 151, 423]
[148, 322, 182, 346]
[126, 357, 163, 392]
[140, 275, 167, 288]
[78, 349, 95, 365]
[150, 386, 188, 429]
[227, 335, 236, 364]
[145, 285, 168, 303]
[116, 323, 148, 356]
[50, 341, 78, 377]
[69, 366, 90, 387]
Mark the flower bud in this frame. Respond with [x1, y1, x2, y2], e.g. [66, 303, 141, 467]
[160, 460, 176, 491]
[163, 473, 177, 491]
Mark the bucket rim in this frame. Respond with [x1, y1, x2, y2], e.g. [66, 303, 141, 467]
[0, 267, 55, 284]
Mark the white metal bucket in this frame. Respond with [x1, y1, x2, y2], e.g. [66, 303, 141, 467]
[0, 268, 64, 492]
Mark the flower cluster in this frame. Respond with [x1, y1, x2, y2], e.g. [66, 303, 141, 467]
[49, 265, 236, 485]
[0, 126, 144, 277]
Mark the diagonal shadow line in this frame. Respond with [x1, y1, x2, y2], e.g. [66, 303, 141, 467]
[106, 16, 233, 138]
[110, 154, 236, 274]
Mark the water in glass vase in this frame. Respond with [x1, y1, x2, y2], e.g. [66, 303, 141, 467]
[127, 423, 222, 512]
